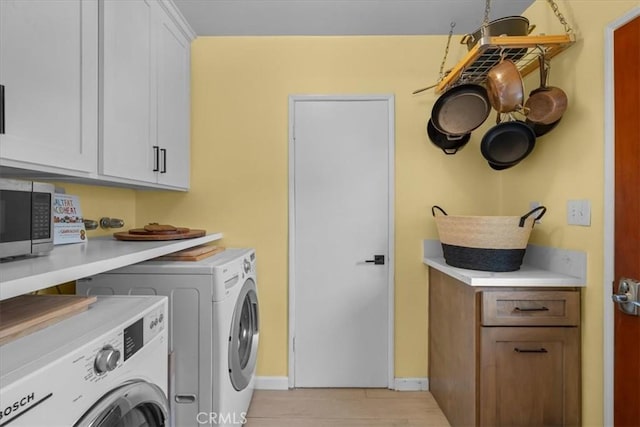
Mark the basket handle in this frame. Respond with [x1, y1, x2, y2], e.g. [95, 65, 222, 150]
[519, 206, 547, 227]
[432, 206, 448, 217]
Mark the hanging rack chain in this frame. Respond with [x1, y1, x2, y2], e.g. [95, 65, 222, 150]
[483, 0, 491, 26]
[545, 0, 573, 34]
[439, 22, 456, 80]
[480, 0, 491, 38]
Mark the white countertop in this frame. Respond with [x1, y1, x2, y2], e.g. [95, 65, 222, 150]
[424, 256, 584, 287]
[422, 240, 586, 287]
[0, 233, 223, 300]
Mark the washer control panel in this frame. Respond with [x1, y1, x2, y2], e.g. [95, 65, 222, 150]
[78, 304, 165, 382]
[244, 251, 256, 275]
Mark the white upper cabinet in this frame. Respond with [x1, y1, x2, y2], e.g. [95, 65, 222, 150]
[100, 0, 156, 183]
[100, 0, 192, 190]
[0, 0, 98, 175]
[156, 7, 191, 189]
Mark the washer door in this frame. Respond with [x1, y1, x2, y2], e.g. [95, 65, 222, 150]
[228, 278, 259, 391]
[74, 380, 168, 427]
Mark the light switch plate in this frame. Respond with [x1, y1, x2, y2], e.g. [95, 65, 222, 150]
[567, 199, 591, 226]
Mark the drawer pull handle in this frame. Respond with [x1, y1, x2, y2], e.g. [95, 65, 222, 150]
[514, 306, 549, 312]
[514, 347, 548, 353]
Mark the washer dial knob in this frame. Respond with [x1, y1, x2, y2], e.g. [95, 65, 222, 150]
[94, 345, 120, 374]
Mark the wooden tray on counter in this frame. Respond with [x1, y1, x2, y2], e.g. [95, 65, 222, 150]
[155, 245, 225, 261]
[0, 295, 97, 345]
[113, 229, 206, 241]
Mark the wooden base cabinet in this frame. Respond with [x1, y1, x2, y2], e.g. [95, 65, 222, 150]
[428, 269, 581, 427]
[480, 327, 581, 426]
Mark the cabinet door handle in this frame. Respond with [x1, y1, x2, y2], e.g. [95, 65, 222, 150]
[153, 145, 160, 171]
[0, 84, 5, 134]
[514, 306, 549, 312]
[514, 347, 548, 353]
[160, 148, 167, 173]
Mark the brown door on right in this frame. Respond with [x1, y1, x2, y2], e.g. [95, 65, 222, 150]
[613, 14, 640, 427]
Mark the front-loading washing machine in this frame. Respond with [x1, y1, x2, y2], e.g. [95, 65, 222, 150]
[0, 295, 169, 427]
[77, 248, 259, 427]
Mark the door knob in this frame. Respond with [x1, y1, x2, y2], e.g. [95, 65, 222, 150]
[613, 278, 640, 316]
[365, 255, 385, 265]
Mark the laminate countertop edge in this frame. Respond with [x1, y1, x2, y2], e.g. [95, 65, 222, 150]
[423, 240, 586, 287]
[0, 233, 223, 300]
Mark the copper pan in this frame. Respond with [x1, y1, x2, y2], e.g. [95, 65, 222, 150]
[525, 55, 568, 125]
[486, 59, 524, 113]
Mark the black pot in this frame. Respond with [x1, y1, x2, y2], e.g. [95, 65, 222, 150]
[481, 120, 536, 166]
[488, 160, 519, 170]
[431, 84, 491, 136]
[427, 119, 470, 155]
[526, 117, 562, 137]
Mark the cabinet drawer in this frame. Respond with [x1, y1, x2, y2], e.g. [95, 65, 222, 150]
[482, 290, 580, 326]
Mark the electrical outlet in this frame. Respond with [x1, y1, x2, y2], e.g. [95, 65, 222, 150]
[567, 199, 591, 226]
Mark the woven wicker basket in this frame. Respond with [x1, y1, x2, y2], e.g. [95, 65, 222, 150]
[432, 205, 546, 272]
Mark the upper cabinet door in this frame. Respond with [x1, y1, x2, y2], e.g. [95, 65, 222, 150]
[100, 0, 156, 183]
[0, 0, 98, 174]
[156, 8, 190, 189]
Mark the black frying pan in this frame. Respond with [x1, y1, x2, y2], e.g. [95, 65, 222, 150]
[427, 119, 470, 155]
[431, 84, 491, 136]
[481, 117, 536, 166]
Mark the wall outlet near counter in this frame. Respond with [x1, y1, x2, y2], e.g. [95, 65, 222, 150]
[567, 199, 591, 226]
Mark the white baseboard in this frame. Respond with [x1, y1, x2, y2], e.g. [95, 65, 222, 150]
[254, 376, 289, 390]
[393, 378, 429, 391]
[254, 376, 428, 391]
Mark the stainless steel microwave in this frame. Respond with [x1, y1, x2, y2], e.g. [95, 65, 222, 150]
[0, 178, 55, 259]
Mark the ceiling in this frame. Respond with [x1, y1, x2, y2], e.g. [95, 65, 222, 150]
[172, 0, 535, 37]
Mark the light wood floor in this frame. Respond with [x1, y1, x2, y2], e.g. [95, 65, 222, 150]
[245, 389, 451, 427]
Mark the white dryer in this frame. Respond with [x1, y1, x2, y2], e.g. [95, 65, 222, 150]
[78, 248, 259, 427]
[0, 295, 169, 427]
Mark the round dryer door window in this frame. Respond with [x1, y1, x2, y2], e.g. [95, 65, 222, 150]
[229, 278, 259, 391]
[74, 380, 169, 427]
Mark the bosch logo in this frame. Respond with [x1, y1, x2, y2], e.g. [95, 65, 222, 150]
[0, 392, 35, 421]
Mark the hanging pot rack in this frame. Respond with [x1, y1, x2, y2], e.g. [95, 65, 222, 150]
[418, 0, 576, 95]
[434, 33, 575, 94]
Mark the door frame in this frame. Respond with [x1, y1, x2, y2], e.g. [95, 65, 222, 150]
[603, 7, 640, 426]
[287, 94, 395, 389]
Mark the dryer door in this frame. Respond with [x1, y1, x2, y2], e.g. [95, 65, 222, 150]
[228, 278, 259, 391]
[74, 380, 169, 427]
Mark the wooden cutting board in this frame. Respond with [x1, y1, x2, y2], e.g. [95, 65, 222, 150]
[113, 229, 206, 241]
[155, 245, 225, 261]
[0, 295, 97, 345]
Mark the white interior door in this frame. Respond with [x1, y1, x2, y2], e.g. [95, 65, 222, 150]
[291, 96, 393, 388]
